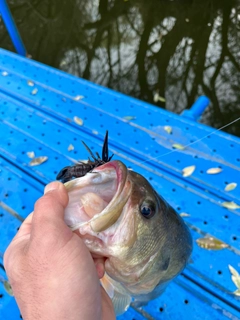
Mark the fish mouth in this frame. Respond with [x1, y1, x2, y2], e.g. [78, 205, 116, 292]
[64, 160, 132, 233]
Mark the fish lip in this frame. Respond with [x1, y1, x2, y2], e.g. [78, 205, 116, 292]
[89, 160, 131, 232]
[65, 160, 129, 231]
[93, 160, 128, 189]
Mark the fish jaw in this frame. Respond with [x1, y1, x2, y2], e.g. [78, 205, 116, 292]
[63, 160, 134, 252]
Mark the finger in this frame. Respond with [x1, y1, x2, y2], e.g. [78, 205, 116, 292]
[31, 181, 69, 240]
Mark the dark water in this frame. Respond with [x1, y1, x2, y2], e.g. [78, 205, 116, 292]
[1, 0, 240, 136]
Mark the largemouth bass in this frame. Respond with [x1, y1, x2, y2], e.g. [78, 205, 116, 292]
[63, 160, 192, 315]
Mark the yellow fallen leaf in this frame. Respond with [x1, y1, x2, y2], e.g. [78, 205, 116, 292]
[222, 201, 240, 210]
[74, 95, 84, 101]
[3, 281, 13, 296]
[2, 71, 8, 76]
[180, 213, 191, 217]
[27, 151, 35, 159]
[29, 156, 48, 166]
[60, 60, 67, 66]
[123, 116, 136, 121]
[27, 80, 34, 86]
[92, 130, 98, 135]
[78, 160, 88, 164]
[172, 143, 185, 150]
[234, 289, 240, 296]
[153, 93, 166, 103]
[164, 126, 172, 134]
[229, 265, 240, 278]
[68, 144, 74, 151]
[158, 96, 166, 102]
[196, 237, 228, 250]
[182, 165, 196, 177]
[74, 116, 83, 126]
[224, 183, 237, 192]
[206, 167, 222, 174]
[228, 265, 240, 294]
[31, 88, 38, 95]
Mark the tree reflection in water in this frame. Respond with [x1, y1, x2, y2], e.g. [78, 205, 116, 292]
[1, 0, 239, 136]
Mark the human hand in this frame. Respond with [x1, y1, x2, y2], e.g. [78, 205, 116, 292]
[4, 181, 115, 320]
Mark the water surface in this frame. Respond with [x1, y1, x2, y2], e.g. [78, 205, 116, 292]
[1, 0, 239, 136]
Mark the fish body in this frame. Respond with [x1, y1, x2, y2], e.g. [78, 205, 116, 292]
[63, 160, 192, 315]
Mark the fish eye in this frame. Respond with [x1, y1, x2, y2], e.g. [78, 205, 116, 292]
[140, 201, 156, 219]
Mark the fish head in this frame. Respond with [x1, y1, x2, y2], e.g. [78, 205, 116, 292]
[64, 160, 192, 296]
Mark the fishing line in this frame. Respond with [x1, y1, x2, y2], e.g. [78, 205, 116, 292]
[138, 116, 240, 165]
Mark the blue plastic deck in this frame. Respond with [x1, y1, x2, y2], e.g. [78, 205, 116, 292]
[0, 48, 239, 320]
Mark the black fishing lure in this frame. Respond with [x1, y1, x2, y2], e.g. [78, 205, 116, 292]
[56, 131, 114, 183]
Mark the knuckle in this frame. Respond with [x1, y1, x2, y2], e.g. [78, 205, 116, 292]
[34, 194, 58, 220]
[35, 187, 68, 212]
[34, 195, 47, 212]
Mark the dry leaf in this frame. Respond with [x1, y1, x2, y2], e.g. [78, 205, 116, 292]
[68, 144, 74, 151]
[153, 93, 166, 103]
[228, 265, 240, 295]
[233, 289, 240, 296]
[79, 160, 88, 164]
[222, 201, 240, 210]
[225, 183, 237, 192]
[182, 165, 196, 177]
[231, 274, 240, 288]
[74, 116, 83, 126]
[3, 280, 13, 296]
[60, 59, 67, 66]
[27, 80, 34, 86]
[172, 143, 185, 150]
[123, 116, 136, 121]
[206, 167, 222, 174]
[31, 88, 38, 95]
[2, 71, 8, 76]
[229, 265, 240, 278]
[27, 151, 35, 159]
[164, 126, 172, 134]
[74, 95, 84, 101]
[180, 213, 191, 217]
[196, 237, 228, 250]
[29, 156, 48, 166]
[92, 130, 98, 135]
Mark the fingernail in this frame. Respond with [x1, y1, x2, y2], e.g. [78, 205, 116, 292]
[44, 182, 61, 194]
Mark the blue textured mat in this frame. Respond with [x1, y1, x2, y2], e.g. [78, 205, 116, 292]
[0, 49, 239, 319]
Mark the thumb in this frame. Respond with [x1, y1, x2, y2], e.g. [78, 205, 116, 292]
[31, 181, 70, 241]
